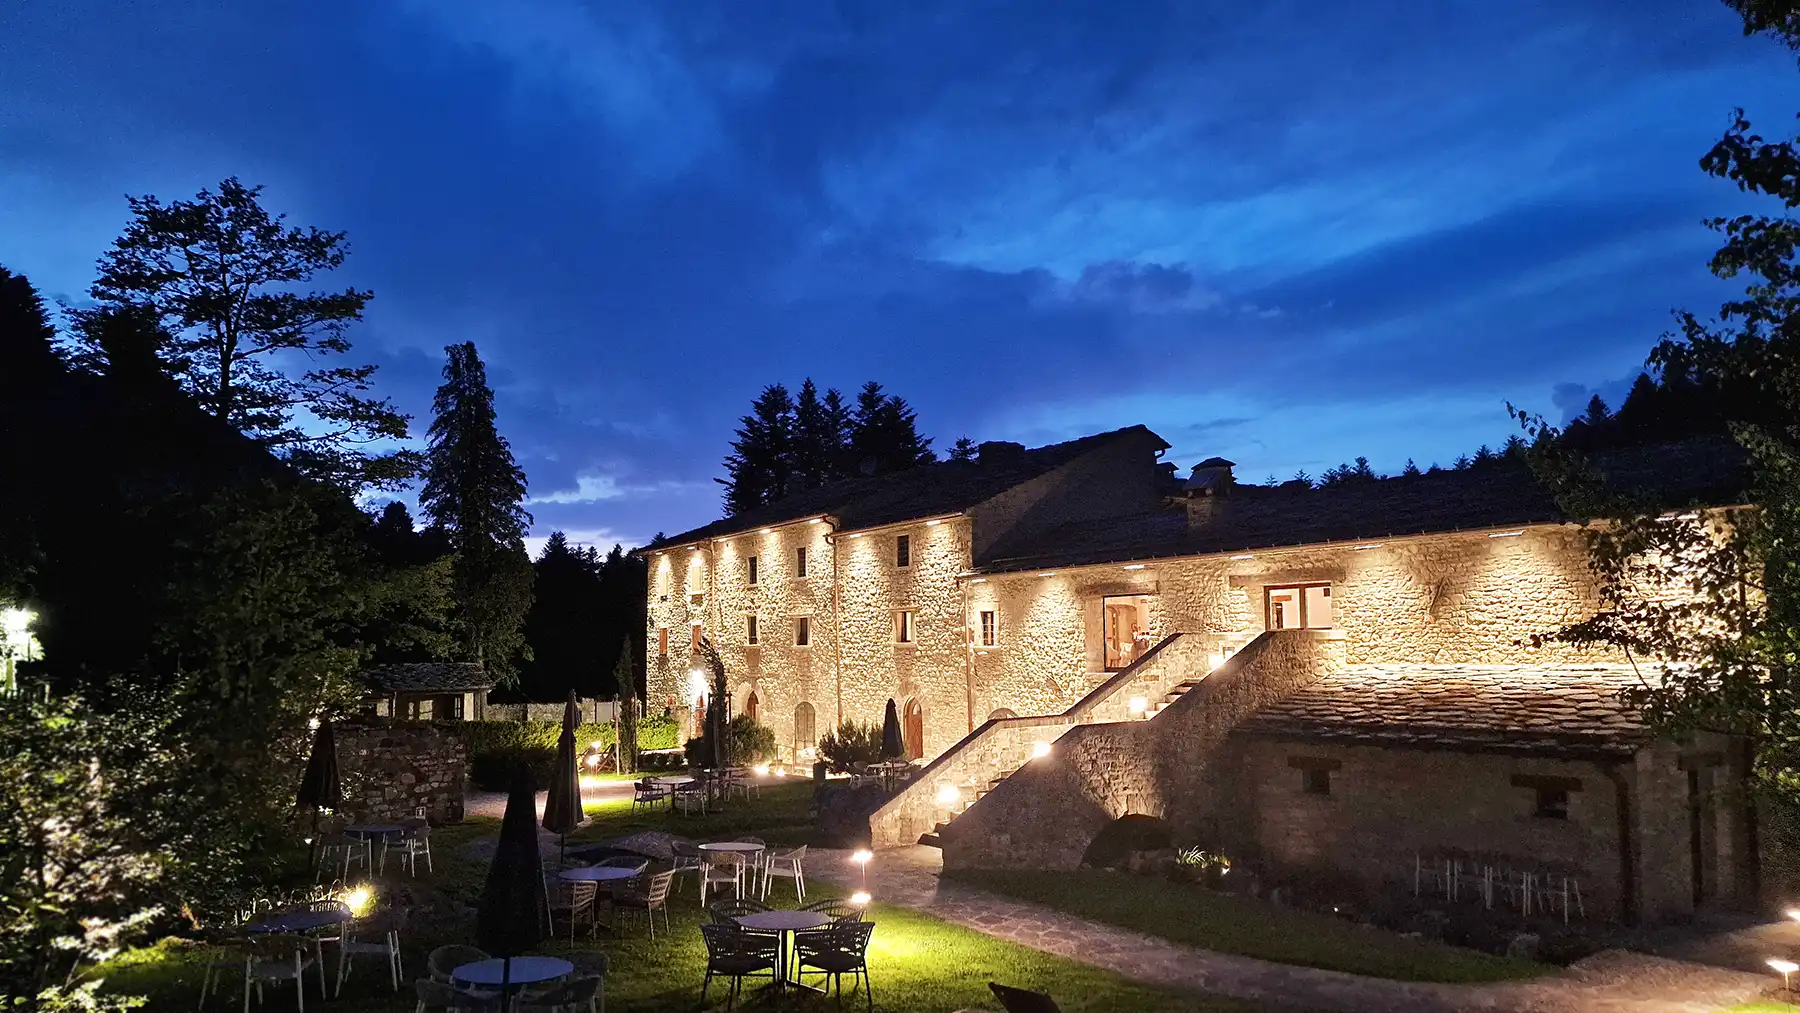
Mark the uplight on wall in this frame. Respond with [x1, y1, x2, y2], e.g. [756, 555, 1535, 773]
[1353, 544, 1383, 551]
[925, 519, 942, 526]
[1037, 572, 1057, 578]
[1031, 741, 1052, 759]
[935, 784, 961, 806]
[1128, 696, 1148, 715]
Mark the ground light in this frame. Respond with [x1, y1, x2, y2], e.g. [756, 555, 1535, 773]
[1770, 958, 1798, 990]
[341, 885, 373, 918]
[850, 891, 871, 907]
[851, 849, 873, 891]
[753, 763, 770, 777]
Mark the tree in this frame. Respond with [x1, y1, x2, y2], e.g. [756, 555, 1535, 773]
[522, 532, 606, 699]
[1402, 458, 1422, 477]
[848, 381, 934, 475]
[1319, 456, 1377, 487]
[791, 379, 849, 491]
[718, 383, 795, 514]
[420, 342, 534, 680]
[1513, 0, 1800, 808]
[949, 437, 978, 462]
[1583, 394, 1611, 428]
[0, 265, 59, 387]
[69, 178, 417, 493]
[614, 639, 637, 774]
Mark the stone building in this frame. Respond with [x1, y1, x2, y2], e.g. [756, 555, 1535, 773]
[363, 662, 494, 722]
[642, 426, 1755, 921]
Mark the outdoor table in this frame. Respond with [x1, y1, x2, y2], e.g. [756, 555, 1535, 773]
[559, 865, 641, 883]
[697, 841, 763, 854]
[246, 906, 351, 995]
[736, 909, 831, 990]
[651, 776, 694, 786]
[343, 824, 402, 875]
[451, 956, 573, 999]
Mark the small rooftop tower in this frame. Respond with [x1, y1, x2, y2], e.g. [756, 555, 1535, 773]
[1182, 457, 1235, 529]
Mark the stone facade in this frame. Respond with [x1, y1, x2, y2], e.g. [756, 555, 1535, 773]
[335, 719, 468, 824]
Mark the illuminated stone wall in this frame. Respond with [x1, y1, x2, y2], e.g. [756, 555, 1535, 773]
[336, 719, 468, 824]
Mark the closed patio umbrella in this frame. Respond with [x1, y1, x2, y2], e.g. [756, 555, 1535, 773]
[296, 720, 343, 875]
[541, 691, 585, 862]
[881, 699, 904, 760]
[478, 771, 548, 997]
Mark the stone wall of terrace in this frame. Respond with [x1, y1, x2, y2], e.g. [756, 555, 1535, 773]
[336, 719, 468, 824]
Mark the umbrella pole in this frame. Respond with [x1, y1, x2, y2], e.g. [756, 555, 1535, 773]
[502, 956, 512, 1007]
[307, 807, 320, 879]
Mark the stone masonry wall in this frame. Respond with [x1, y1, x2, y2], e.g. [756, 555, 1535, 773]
[966, 429, 1167, 563]
[940, 630, 1343, 870]
[336, 719, 468, 824]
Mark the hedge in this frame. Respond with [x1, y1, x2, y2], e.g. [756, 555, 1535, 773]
[459, 714, 679, 790]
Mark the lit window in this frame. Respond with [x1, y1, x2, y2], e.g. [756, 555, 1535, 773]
[747, 555, 758, 586]
[979, 610, 997, 648]
[796, 546, 808, 578]
[412, 697, 435, 721]
[794, 616, 811, 647]
[746, 614, 759, 645]
[896, 534, 912, 568]
[691, 624, 703, 650]
[658, 627, 668, 657]
[894, 609, 916, 644]
[1265, 584, 1333, 630]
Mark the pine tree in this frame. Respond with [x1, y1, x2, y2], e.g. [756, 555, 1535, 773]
[420, 342, 534, 681]
[1402, 458, 1421, 477]
[1582, 394, 1611, 428]
[0, 265, 59, 387]
[949, 437, 977, 462]
[718, 384, 795, 514]
[791, 379, 847, 492]
[849, 381, 935, 475]
[614, 639, 637, 774]
[69, 178, 418, 493]
[1615, 372, 1663, 438]
[1471, 445, 1497, 467]
[523, 530, 606, 699]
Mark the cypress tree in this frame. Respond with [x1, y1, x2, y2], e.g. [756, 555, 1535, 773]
[614, 639, 637, 773]
[420, 341, 534, 680]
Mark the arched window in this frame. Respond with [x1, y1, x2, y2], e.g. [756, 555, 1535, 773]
[987, 708, 1017, 722]
[903, 698, 924, 760]
[691, 695, 706, 739]
[794, 702, 817, 747]
[745, 690, 760, 722]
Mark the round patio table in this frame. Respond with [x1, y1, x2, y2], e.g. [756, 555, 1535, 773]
[737, 909, 831, 990]
[451, 956, 573, 997]
[559, 865, 642, 883]
[651, 776, 694, 786]
[343, 824, 402, 838]
[698, 841, 763, 854]
[245, 906, 351, 935]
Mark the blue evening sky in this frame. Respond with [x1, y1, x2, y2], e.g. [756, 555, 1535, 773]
[3, 1, 1795, 551]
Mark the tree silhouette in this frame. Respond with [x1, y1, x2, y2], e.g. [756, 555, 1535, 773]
[949, 437, 977, 462]
[421, 342, 534, 680]
[719, 383, 795, 515]
[849, 381, 934, 475]
[69, 178, 417, 493]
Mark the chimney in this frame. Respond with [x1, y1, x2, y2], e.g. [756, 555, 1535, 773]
[977, 441, 1025, 465]
[1181, 457, 1235, 530]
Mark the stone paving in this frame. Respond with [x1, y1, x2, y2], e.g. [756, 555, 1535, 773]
[808, 846, 1772, 1013]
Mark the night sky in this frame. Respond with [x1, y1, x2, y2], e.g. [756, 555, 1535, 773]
[3, 2, 1795, 551]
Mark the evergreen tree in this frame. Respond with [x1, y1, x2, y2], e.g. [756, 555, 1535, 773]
[849, 381, 935, 475]
[1453, 454, 1472, 470]
[1402, 458, 1422, 477]
[949, 437, 978, 462]
[718, 383, 795, 514]
[1471, 445, 1497, 467]
[69, 178, 418, 493]
[614, 639, 637, 774]
[522, 531, 606, 699]
[791, 379, 847, 492]
[822, 388, 853, 476]
[1615, 372, 1664, 437]
[1320, 456, 1378, 487]
[1582, 394, 1611, 427]
[0, 265, 59, 387]
[420, 342, 534, 680]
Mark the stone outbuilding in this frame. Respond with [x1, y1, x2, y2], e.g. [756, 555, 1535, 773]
[363, 662, 494, 722]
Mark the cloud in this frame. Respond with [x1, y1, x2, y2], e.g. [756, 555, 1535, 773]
[529, 472, 706, 505]
[1064, 261, 1220, 313]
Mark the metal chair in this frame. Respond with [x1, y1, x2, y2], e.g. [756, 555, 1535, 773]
[800, 898, 864, 923]
[426, 945, 490, 984]
[517, 973, 604, 1013]
[397, 819, 433, 876]
[412, 978, 501, 1012]
[611, 870, 675, 939]
[548, 879, 599, 942]
[762, 844, 807, 902]
[699, 851, 745, 906]
[699, 924, 780, 1011]
[670, 840, 703, 894]
[795, 920, 875, 1011]
[241, 934, 315, 1013]
[334, 907, 406, 996]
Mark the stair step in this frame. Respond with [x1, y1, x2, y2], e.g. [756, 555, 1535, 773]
[918, 833, 942, 848]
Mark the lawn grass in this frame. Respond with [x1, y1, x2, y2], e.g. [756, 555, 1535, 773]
[947, 869, 1550, 984]
[95, 784, 1278, 1012]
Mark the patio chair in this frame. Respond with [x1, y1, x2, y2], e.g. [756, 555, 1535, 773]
[794, 920, 874, 1011]
[241, 934, 315, 1013]
[672, 783, 707, 816]
[426, 945, 490, 984]
[412, 979, 502, 1013]
[609, 870, 675, 939]
[699, 851, 746, 906]
[396, 819, 434, 876]
[548, 879, 599, 942]
[736, 836, 767, 887]
[699, 924, 780, 1011]
[706, 898, 772, 924]
[334, 907, 406, 996]
[517, 974, 604, 1013]
[761, 844, 807, 902]
[670, 840, 703, 894]
[800, 898, 864, 923]
[630, 781, 668, 813]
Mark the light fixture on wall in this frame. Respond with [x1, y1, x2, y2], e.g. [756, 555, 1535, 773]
[925, 519, 942, 526]
[969, 578, 987, 584]
[760, 528, 774, 534]
[1488, 530, 1525, 539]
[1122, 564, 1146, 571]
[1352, 544, 1383, 551]
[1770, 958, 1798, 990]
[1031, 741, 1052, 759]
[1230, 553, 1255, 561]
[1037, 571, 1057, 578]
[935, 784, 961, 806]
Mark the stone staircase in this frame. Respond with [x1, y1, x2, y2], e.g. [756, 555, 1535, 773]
[870, 630, 1250, 849]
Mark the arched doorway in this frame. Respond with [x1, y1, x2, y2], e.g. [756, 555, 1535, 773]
[987, 708, 1017, 722]
[691, 695, 706, 739]
[903, 699, 924, 760]
[794, 702, 816, 749]
[745, 690, 760, 723]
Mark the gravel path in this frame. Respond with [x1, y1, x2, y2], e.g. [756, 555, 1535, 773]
[807, 846, 1770, 1013]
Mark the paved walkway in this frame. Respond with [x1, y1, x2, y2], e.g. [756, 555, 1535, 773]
[808, 847, 1771, 1013]
[464, 780, 637, 820]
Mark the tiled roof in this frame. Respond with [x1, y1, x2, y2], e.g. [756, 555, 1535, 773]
[981, 438, 1748, 572]
[1234, 664, 1651, 758]
[363, 662, 494, 693]
[650, 425, 1169, 548]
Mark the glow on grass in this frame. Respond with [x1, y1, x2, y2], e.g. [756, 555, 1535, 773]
[341, 885, 373, 917]
[753, 764, 770, 777]
[1771, 957, 1799, 989]
[850, 891, 872, 906]
[851, 850, 873, 865]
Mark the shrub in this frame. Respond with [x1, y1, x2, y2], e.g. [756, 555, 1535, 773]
[458, 714, 679, 790]
[684, 714, 776, 768]
[817, 721, 884, 772]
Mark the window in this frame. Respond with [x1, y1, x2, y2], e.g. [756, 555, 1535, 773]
[746, 614, 759, 645]
[1265, 583, 1333, 630]
[903, 698, 924, 760]
[979, 610, 997, 648]
[1513, 774, 1579, 820]
[1288, 756, 1340, 795]
[1102, 595, 1152, 670]
[795, 546, 808, 578]
[747, 555, 759, 585]
[894, 609, 916, 644]
[410, 697, 435, 721]
[658, 627, 669, 657]
[451, 694, 466, 720]
[794, 616, 811, 647]
[745, 691, 760, 722]
[794, 702, 817, 747]
[896, 533, 912, 568]
[691, 624, 703, 650]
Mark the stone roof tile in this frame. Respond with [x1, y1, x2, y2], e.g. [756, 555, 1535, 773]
[363, 662, 493, 693]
